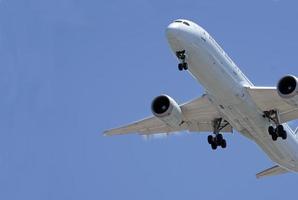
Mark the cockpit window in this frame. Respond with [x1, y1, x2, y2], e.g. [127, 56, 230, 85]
[174, 20, 190, 26]
[183, 21, 190, 26]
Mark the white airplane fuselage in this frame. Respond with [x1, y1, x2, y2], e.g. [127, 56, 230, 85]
[166, 20, 298, 172]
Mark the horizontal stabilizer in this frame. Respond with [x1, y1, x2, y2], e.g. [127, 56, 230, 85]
[256, 165, 288, 179]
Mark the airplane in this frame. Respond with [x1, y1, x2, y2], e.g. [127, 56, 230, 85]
[104, 19, 298, 178]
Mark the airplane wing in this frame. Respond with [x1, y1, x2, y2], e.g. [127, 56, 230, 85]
[256, 165, 289, 179]
[104, 95, 232, 136]
[246, 87, 298, 123]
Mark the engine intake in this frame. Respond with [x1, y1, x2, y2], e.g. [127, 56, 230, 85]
[277, 75, 298, 107]
[151, 95, 183, 127]
[151, 95, 171, 115]
[277, 75, 298, 97]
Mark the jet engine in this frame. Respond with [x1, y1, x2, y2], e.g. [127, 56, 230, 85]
[151, 95, 183, 127]
[277, 75, 298, 107]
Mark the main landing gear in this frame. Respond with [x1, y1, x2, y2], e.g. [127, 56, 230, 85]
[263, 110, 287, 141]
[176, 50, 188, 71]
[207, 118, 229, 150]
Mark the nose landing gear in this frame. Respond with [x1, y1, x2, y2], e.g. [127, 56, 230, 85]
[207, 118, 229, 150]
[176, 50, 188, 71]
[263, 110, 287, 141]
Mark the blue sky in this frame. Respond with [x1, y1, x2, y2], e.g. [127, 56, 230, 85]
[1, 0, 298, 199]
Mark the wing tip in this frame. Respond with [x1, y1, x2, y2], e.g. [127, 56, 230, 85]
[255, 165, 288, 179]
[102, 129, 129, 136]
[102, 130, 112, 136]
[255, 174, 262, 179]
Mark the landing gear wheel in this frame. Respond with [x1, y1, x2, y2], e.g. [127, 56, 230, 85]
[277, 125, 284, 134]
[216, 134, 223, 144]
[176, 50, 188, 71]
[268, 126, 275, 136]
[208, 118, 230, 150]
[264, 110, 287, 141]
[276, 125, 286, 140]
[211, 142, 217, 150]
[207, 135, 213, 144]
[221, 139, 227, 149]
[178, 63, 183, 71]
[272, 134, 278, 141]
[182, 63, 188, 70]
[178, 62, 188, 71]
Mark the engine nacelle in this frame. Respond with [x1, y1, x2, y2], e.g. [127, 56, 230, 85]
[277, 75, 298, 107]
[151, 95, 183, 127]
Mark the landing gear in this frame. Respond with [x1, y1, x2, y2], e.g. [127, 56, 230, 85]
[208, 134, 227, 150]
[263, 110, 287, 141]
[268, 125, 287, 141]
[207, 118, 229, 150]
[176, 50, 188, 71]
[178, 63, 188, 71]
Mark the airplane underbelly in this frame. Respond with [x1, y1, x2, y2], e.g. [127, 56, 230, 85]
[187, 44, 239, 102]
[222, 98, 298, 171]
[221, 99, 298, 171]
[186, 43, 298, 172]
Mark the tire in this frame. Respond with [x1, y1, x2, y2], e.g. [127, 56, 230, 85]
[178, 63, 183, 71]
[277, 125, 284, 135]
[221, 139, 227, 149]
[268, 126, 275, 136]
[211, 142, 217, 150]
[216, 134, 223, 144]
[208, 135, 213, 144]
[272, 134, 278, 141]
[183, 63, 188, 70]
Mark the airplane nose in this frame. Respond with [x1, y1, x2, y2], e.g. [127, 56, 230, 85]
[166, 22, 181, 39]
